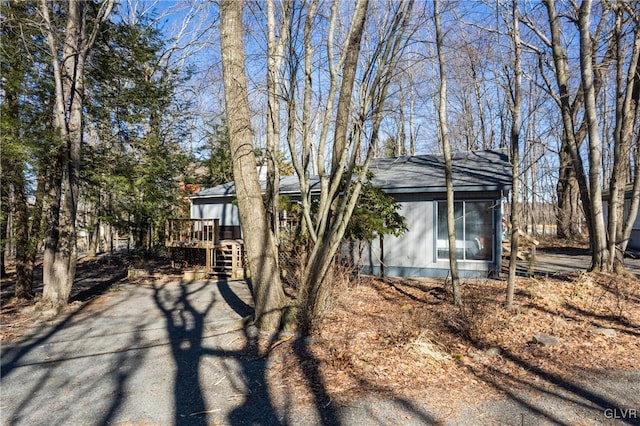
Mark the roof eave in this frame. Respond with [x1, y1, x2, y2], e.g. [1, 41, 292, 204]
[188, 188, 323, 200]
[382, 185, 512, 194]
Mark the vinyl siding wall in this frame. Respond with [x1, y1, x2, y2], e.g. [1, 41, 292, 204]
[192, 190, 505, 278]
[355, 191, 504, 278]
[191, 198, 240, 227]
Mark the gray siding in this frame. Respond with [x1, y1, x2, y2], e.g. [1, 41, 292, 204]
[191, 198, 240, 227]
[356, 200, 432, 273]
[194, 191, 505, 278]
[384, 200, 432, 268]
[355, 192, 503, 278]
[603, 198, 640, 250]
[627, 199, 640, 250]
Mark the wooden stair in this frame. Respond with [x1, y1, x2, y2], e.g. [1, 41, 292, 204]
[213, 240, 246, 280]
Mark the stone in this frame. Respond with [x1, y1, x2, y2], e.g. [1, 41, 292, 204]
[533, 332, 559, 346]
[484, 347, 501, 357]
[469, 353, 482, 362]
[591, 327, 617, 337]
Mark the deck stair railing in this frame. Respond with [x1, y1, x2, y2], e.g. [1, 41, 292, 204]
[213, 240, 246, 280]
[166, 218, 219, 247]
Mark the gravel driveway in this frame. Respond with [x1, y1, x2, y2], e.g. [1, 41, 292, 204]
[1, 277, 638, 425]
[523, 248, 640, 278]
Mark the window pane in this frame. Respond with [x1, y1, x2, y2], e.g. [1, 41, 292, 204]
[463, 201, 493, 260]
[437, 201, 494, 261]
[437, 202, 463, 259]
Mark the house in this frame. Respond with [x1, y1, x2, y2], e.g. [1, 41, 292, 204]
[187, 149, 512, 278]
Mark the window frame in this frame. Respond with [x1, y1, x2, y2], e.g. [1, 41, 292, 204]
[434, 199, 495, 262]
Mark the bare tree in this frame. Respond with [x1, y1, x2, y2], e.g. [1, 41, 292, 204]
[606, 2, 640, 272]
[265, 0, 292, 244]
[300, 0, 371, 328]
[537, 0, 639, 272]
[279, 0, 415, 328]
[434, 0, 462, 306]
[38, 0, 114, 310]
[506, 0, 522, 308]
[578, 0, 608, 268]
[219, 0, 285, 330]
[525, 1, 594, 240]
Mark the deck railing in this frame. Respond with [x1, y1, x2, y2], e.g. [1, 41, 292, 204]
[166, 218, 219, 247]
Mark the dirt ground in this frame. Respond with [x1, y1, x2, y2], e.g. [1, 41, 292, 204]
[1, 247, 639, 425]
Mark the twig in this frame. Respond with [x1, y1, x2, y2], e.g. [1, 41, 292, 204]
[226, 336, 240, 345]
[258, 335, 293, 359]
[180, 408, 221, 417]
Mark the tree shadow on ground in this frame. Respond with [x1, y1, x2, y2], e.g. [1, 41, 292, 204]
[372, 278, 638, 425]
[440, 280, 639, 424]
[564, 303, 640, 337]
[588, 275, 640, 303]
[152, 279, 286, 425]
[1, 252, 130, 307]
[2, 279, 145, 425]
[4, 314, 148, 426]
[154, 278, 437, 425]
[292, 336, 341, 425]
[293, 334, 441, 425]
[462, 338, 638, 425]
[382, 277, 448, 305]
[217, 279, 253, 318]
[530, 301, 640, 338]
[152, 280, 216, 426]
[96, 327, 147, 426]
[1, 269, 128, 379]
[538, 246, 591, 256]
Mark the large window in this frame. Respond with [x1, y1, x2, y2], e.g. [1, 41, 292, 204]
[436, 201, 494, 261]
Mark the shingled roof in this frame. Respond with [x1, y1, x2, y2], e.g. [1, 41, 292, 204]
[189, 149, 511, 199]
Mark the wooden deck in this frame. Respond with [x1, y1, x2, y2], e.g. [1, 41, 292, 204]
[166, 218, 219, 248]
[165, 218, 246, 279]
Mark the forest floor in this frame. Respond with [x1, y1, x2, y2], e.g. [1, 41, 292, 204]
[1, 243, 639, 425]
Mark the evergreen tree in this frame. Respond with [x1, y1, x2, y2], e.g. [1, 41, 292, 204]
[200, 121, 234, 187]
[0, 1, 53, 297]
[84, 16, 190, 250]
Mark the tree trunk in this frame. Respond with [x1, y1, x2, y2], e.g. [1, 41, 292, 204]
[2, 39, 34, 297]
[299, 0, 372, 329]
[3, 74, 32, 297]
[546, 0, 594, 247]
[13, 168, 33, 299]
[42, 150, 67, 308]
[0, 165, 11, 277]
[281, 0, 412, 330]
[608, 5, 640, 274]
[0, 187, 7, 277]
[219, 0, 284, 331]
[434, 0, 461, 306]
[556, 147, 582, 239]
[330, 0, 369, 176]
[87, 207, 100, 258]
[265, 0, 291, 246]
[578, 0, 609, 271]
[27, 173, 47, 269]
[40, 0, 113, 310]
[506, 0, 522, 309]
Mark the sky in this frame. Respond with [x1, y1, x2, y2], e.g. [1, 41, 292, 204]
[107, 0, 604, 204]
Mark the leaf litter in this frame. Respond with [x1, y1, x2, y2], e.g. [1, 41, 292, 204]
[267, 271, 640, 412]
[2, 252, 638, 416]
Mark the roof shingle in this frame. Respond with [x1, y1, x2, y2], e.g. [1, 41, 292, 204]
[189, 149, 511, 199]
